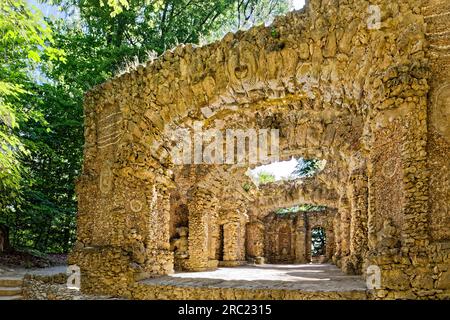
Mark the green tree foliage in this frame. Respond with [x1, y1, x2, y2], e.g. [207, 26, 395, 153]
[257, 171, 275, 184]
[0, 0, 64, 249]
[275, 204, 326, 216]
[0, 0, 292, 253]
[52, 0, 238, 68]
[293, 158, 324, 178]
[49, 0, 292, 70]
[207, 0, 291, 41]
[1, 0, 49, 208]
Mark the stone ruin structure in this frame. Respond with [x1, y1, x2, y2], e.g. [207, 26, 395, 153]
[254, 207, 335, 264]
[70, 0, 450, 299]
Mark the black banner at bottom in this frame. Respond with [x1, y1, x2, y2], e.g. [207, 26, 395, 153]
[0, 300, 447, 318]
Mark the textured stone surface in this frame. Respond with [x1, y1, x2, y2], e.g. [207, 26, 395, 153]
[71, 0, 450, 299]
[22, 273, 121, 300]
[133, 264, 368, 300]
[254, 209, 335, 264]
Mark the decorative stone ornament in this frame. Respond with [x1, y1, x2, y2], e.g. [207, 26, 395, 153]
[431, 83, 450, 142]
[129, 199, 143, 213]
[99, 164, 113, 194]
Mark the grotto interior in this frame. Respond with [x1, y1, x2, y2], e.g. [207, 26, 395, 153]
[69, 0, 450, 300]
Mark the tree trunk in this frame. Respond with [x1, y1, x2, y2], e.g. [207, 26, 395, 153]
[0, 224, 10, 253]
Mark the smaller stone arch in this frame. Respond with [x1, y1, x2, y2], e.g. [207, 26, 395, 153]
[306, 209, 336, 263]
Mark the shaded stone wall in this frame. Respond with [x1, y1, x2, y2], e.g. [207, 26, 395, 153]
[218, 208, 249, 267]
[261, 210, 335, 264]
[264, 214, 300, 263]
[246, 218, 265, 260]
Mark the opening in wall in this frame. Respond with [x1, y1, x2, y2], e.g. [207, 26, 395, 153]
[248, 157, 326, 185]
[311, 226, 327, 263]
[218, 225, 224, 261]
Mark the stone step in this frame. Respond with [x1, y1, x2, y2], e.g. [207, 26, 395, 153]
[0, 295, 22, 300]
[0, 277, 23, 287]
[0, 287, 22, 296]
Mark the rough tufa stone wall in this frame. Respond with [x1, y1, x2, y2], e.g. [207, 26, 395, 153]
[70, 0, 449, 299]
[258, 209, 335, 264]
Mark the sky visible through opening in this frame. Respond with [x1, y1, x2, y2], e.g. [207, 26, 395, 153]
[249, 158, 299, 181]
[292, 0, 306, 10]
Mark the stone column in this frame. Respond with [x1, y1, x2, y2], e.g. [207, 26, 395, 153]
[337, 196, 351, 268]
[207, 208, 219, 269]
[346, 170, 368, 275]
[366, 72, 430, 296]
[186, 187, 217, 271]
[332, 210, 342, 265]
[246, 220, 265, 260]
[222, 222, 241, 264]
[69, 88, 180, 294]
[145, 182, 175, 276]
[295, 227, 307, 263]
[305, 220, 312, 262]
[325, 227, 335, 262]
[294, 214, 307, 263]
[238, 211, 249, 261]
[246, 219, 265, 264]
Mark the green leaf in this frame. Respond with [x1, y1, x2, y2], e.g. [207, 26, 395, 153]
[28, 50, 41, 62]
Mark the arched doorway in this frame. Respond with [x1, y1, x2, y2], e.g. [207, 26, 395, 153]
[311, 226, 326, 263]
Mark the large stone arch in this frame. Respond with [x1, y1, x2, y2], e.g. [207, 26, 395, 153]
[69, 0, 450, 299]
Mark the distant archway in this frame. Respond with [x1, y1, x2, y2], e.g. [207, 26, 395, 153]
[311, 226, 326, 262]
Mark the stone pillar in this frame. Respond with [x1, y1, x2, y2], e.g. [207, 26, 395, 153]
[222, 222, 241, 263]
[238, 211, 249, 261]
[246, 220, 265, 260]
[186, 187, 217, 271]
[366, 67, 430, 296]
[144, 182, 175, 276]
[294, 213, 307, 263]
[305, 221, 312, 262]
[337, 196, 351, 267]
[207, 208, 219, 269]
[69, 88, 178, 295]
[333, 210, 342, 265]
[325, 227, 335, 262]
[346, 170, 368, 275]
[218, 208, 247, 266]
